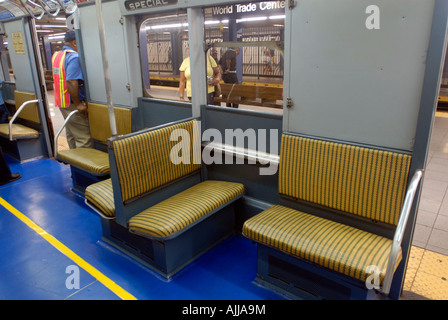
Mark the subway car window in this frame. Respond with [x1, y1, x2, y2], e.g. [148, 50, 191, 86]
[139, 11, 189, 100]
[204, 1, 285, 113]
[139, 2, 285, 114]
[0, 35, 14, 83]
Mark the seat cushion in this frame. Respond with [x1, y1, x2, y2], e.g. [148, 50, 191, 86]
[85, 178, 115, 218]
[57, 148, 110, 175]
[243, 204, 402, 284]
[0, 123, 39, 139]
[129, 180, 245, 239]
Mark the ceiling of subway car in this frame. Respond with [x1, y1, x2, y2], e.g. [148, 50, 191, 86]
[0, 0, 77, 36]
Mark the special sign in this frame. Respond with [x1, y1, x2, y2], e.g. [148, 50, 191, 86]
[124, 0, 178, 11]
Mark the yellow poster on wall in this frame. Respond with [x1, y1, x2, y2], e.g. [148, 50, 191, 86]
[11, 32, 25, 54]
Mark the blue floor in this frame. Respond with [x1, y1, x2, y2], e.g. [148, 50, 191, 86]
[0, 156, 284, 300]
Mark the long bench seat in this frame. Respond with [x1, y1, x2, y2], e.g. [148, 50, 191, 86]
[243, 204, 401, 285]
[243, 133, 422, 300]
[0, 123, 39, 139]
[214, 83, 283, 108]
[57, 148, 110, 175]
[85, 118, 245, 278]
[129, 180, 244, 239]
[86, 179, 245, 230]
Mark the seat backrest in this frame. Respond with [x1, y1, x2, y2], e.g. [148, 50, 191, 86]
[112, 119, 201, 203]
[279, 134, 412, 226]
[87, 103, 132, 143]
[14, 91, 39, 124]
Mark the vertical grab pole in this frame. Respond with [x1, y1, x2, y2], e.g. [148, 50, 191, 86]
[95, 0, 117, 137]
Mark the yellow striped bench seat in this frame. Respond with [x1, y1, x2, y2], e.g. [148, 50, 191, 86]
[0, 91, 40, 139]
[57, 148, 110, 175]
[243, 134, 413, 296]
[243, 205, 402, 284]
[92, 118, 246, 279]
[85, 178, 115, 218]
[129, 180, 245, 239]
[0, 123, 39, 139]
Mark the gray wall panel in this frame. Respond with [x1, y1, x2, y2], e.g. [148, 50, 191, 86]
[284, 0, 436, 151]
[79, 1, 140, 107]
[4, 19, 34, 93]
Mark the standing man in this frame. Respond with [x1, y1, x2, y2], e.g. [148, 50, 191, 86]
[219, 47, 240, 108]
[52, 30, 92, 149]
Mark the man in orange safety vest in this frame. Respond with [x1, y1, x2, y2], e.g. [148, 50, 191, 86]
[52, 30, 92, 149]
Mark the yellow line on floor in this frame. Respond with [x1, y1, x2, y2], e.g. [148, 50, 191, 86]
[0, 197, 137, 300]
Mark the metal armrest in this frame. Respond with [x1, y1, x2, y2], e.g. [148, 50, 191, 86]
[201, 141, 280, 164]
[381, 169, 424, 294]
[8, 99, 39, 141]
[54, 110, 78, 158]
[84, 199, 115, 221]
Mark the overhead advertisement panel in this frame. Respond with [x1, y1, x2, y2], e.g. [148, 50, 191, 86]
[0, 1, 27, 21]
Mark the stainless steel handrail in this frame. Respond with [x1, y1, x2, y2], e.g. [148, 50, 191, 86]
[37, 0, 60, 17]
[19, 0, 78, 20]
[202, 141, 280, 165]
[84, 198, 115, 220]
[20, 0, 45, 20]
[53, 109, 78, 158]
[95, 0, 117, 138]
[381, 169, 424, 295]
[56, 0, 77, 14]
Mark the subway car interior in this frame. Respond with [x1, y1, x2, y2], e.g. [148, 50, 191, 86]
[0, 0, 448, 303]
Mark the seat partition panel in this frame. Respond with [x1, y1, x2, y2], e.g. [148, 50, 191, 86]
[14, 91, 39, 124]
[112, 119, 202, 203]
[88, 103, 132, 144]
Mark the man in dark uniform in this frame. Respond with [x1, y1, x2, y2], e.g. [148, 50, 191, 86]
[219, 47, 240, 108]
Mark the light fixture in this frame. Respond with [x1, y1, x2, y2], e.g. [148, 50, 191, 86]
[146, 23, 188, 30]
[237, 16, 268, 23]
[269, 15, 286, 20]
[37, 25, 67, 28]
[48, 33, 65, 40]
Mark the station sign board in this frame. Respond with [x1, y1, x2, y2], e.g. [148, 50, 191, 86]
[204, 1, 286, 20]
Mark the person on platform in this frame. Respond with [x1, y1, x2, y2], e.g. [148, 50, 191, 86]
[178, 55, 221, 105]
[219, 47, 240, 108]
